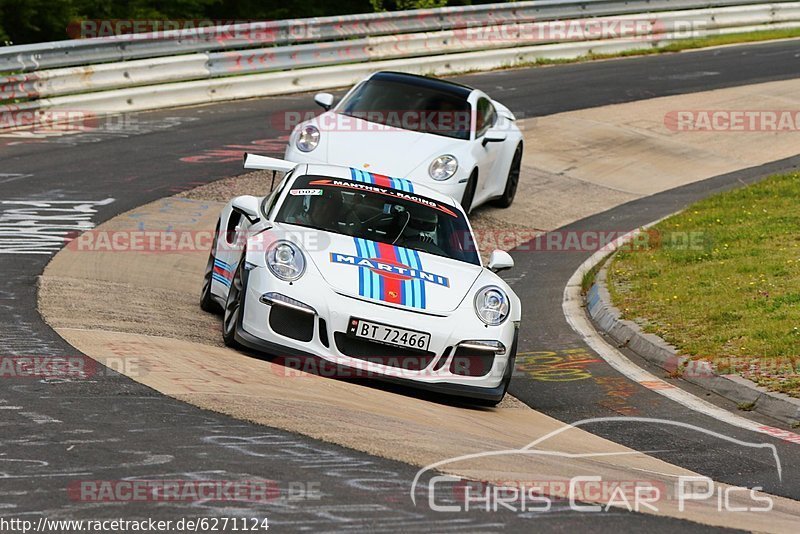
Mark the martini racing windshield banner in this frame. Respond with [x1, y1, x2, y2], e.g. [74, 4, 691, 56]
[307, 176, 459, 218]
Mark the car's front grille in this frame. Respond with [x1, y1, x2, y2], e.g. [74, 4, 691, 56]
[448, 346, 495, 377]
[318, 317, 330, 347]
[432, 346, 452, 371]
[334, 332, 435, 370]
[268, 305, 314, 342]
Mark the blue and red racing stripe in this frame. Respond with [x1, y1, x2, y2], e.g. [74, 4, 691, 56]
[353, 238, 426, 309]
[349, 168, 414, 193]
[212, 258, 233, 287]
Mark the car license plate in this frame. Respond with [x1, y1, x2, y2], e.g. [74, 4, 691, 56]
[347, 318, 431, 352]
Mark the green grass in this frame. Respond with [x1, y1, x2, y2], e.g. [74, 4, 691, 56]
[657, 27, 800, 51]
[608, 173, 800, 397]
[581, 261, 603, 295]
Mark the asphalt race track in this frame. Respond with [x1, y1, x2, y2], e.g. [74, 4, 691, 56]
[2, 40, 800, 530]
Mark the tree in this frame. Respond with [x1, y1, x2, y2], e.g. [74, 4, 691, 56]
[370, 0, 449, 11]
[0, 0, 78, 45]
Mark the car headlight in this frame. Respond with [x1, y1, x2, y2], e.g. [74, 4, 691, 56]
[428, 155, 458, 181]
[474, 286, 510, 326]
[296, 124, 320, 152]
[266, 240, 306, 281]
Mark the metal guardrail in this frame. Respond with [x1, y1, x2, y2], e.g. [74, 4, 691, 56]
[206, 4, 800, 77]
[1, 1, 798, 129]
[0, 0, 788, 72]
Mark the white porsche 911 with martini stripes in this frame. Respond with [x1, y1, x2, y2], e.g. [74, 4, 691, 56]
[200, 153, 521, 404]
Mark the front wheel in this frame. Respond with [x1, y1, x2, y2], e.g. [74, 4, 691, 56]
[222, 258, 245, 348]
[492, 144, 522, 208]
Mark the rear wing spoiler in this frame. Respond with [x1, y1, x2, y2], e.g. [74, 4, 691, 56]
[243, 153, 297, 173]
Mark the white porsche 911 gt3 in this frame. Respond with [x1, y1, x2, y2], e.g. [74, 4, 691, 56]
[201, 153, 521, 404]
[284, 71, 523, 213]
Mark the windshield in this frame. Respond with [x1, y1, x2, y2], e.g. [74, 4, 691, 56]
[336, 78, 471, 140]
[275, 175, 480, 265]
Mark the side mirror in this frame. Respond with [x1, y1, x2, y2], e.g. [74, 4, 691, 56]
[314, 92, 335, 111]
[481, 130, 507, 146]
[231, 195, 261, 224]
[487, 249, 514, 273]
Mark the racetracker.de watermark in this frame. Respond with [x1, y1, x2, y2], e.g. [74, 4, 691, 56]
[65, 229, 706, 254]
[463, 229, 706, 253]
[67, 480, 282, 502]
[664, 355, 800, 380]
[66, 229, 329, 253]
[68, 19, 281, 40]
[268, 352, 507, 380]
[453, 17, 674, 43]
[271, 110, 526, 134]
[67, 17, 709, 43]
[0, 355, 141, 379]
[0, 110, 138, 132]
[665, 110, 800, 132]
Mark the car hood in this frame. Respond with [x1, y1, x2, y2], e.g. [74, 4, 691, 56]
[303, 230, 482, 314]
[314, 113, 461, 177]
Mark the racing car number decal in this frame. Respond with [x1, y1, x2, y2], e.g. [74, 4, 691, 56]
[331, 239, 450, 309]
[289, 188, 323, 196]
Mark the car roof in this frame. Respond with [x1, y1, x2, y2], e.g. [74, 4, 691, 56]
[299, 163, 461, 209]
[368, 71, 474, 100]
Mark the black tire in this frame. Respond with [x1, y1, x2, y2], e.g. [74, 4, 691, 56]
[222, 256, 246, 348]
[200, 221, 223, 314]
[492, 144, 522, 208]
[461, 170, 478, 214]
